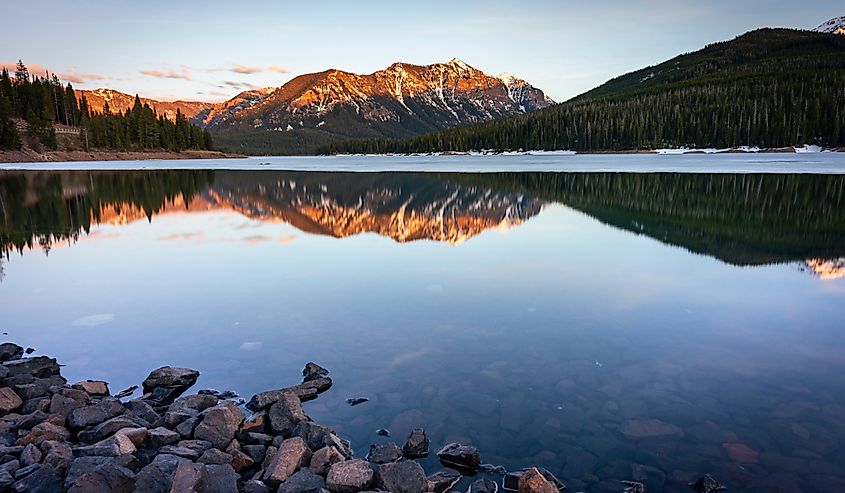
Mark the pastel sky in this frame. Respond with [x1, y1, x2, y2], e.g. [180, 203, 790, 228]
[1, 0, 840, 103]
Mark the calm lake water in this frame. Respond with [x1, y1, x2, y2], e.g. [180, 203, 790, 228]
[1, 165, 844, 492]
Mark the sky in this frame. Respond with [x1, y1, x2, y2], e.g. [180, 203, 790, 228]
[1, 0, 840, 103]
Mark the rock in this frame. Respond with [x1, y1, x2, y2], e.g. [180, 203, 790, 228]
[145, 427, 180, 449]
[262, 436, 311, 487]
[366, 442, 402, 464]
[346, 398, 368, 406]
[41, 441, 73, 474]
[247, 432, 274, 446]
[326, 459, 374, 493]
[269, 392, 305, 436]
[67, 459, 135, 493]
[168, 394, 219, 415]
[243, 479, 271, 493]
[468, 478, 498, 493]
[240, 411, 267, 434]
[175, 415, 199, 438]
[48, 394, 82, 417]
[16, 421, 70, 446]
[3, 357, 60, 378]
[124, 400, 159, 424]
[72, 380, 110, 396]
[302, 362, 330, 382]
[518, 467, 558, 493]
[279, 468, 326, 493]
[505, 468, 565, 492]
[19, 397, 50, 414]
[141, 367, 200, 406]
[198, 448, 232, 465]
[0, 388, 22, 413]
[246, 378, 332, 411]
[205, 464, 239, 493]
[20, 443, 41, 467]
[722, 442, 759, 463]
[427, 470, 461, 493]
[243, 444, 267, 464]
[230, 448, 254, 472]
[170, 461, 208, 492]
[0, 469, 12, 490]
[688, 474, 726, 493]
[377, 460, 427, 493]
[437, 443, 481, 473]
[402, 428, 430, 458]
[621, 419, 684, 439]
[376, 428, 390, 437]
[293, 421, 336, 451]
[622, 481, 645, 493]
[0, 343, 24, 362]
[11, 464, 62, 493]
[134, 455, 186, 493]
[13, 463, 39, 479]
[77, 416, 147, 444]
[67, 400, 125, 430]
[159, 440, 212, 460]
[309, 445, 344, 476]
[193, 400, 244, 449]
[114, 386, 138, 399]
[72, 433, 137, 457]
[1, 460, 20, 477]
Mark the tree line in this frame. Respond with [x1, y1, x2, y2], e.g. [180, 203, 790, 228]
[327, 29, 845, 154]
[0, 60, 213, 152]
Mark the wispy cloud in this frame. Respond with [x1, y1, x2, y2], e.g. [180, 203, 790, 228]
[211, 64, 290, 75]
[231, 64, 263, 74]
[267, 65, 289, 74]
[1, 62, 107, 84]
[140, 67, 192, 80]
[220, 80, 258, 90]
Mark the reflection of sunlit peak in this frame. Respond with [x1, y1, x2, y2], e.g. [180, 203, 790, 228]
[803, 258, 845, 280]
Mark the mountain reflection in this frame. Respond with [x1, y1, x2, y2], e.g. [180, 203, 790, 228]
[1, 170, 843, 279]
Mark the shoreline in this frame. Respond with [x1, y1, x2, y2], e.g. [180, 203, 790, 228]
[0, 344, 722, 492]
[0, 149, 247, 164]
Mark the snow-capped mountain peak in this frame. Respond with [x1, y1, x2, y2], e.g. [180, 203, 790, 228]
[814, 16, 845, 35]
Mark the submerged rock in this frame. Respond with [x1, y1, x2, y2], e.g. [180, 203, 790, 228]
[346, 397, 368, 406]
[468, 477, 498, 493]
[519, 467, 559, 493]
[427, 470, 461, 493]
[622, 480, 645, 493]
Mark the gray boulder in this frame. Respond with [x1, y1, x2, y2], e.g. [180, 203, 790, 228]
[193, 401, 244, 449]
[326, 459, 374, 493]
[376, 460, 427, 493]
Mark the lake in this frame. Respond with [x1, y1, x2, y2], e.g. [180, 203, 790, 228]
[1, 160, 844, 492]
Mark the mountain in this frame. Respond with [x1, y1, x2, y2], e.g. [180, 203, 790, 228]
[329, 28, 845, 154]
[815, 16, 845, 35]
[76, 88, 214, 121]
[204, 59, 552, 154]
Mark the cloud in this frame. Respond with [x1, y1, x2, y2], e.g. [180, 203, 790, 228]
[71, 313, 115, 327]
[140, 68, 191, 80]
[1, 62, 107, 84]
[218, 64, 290, 75]
[58, 72, 107, 84]
[220, 80, 258, 90]
[277, 235, 296, 244]
[243, 235, 272, 245]
[231, 64, 263, 74]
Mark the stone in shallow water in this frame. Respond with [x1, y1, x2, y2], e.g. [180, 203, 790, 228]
[366, 442, 402, 464]
[376, 428, 390, 437]
[437, 443, 481, 473]
[141, 367, 200, 406]
[688, 474, 726, 493]
[621, 419, 684, 439]
[622, 480, 645, 493]
[302, 362, 330, 382]
[468, 477, 498, 493]
[346, 397, 368, 406]
[519, 467, 559, 493]
[403, 428, 430, 458]
[377, 460, 427, 493]
[0, 343, 24, 362]
[427, 470, 461, 493]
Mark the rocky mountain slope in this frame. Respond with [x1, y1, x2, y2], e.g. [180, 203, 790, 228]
[815, 16, 845, 35]
[75, 88, 213, 121]
[205, 59, 552, 154]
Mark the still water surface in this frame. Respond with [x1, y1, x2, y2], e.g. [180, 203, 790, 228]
[1, 168, 844, 492]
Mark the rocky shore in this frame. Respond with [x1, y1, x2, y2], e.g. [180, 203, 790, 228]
[0, 149, 246, 164]
[0, 344, 724, 493]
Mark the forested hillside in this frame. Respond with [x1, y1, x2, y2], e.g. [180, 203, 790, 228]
[0, 61, 213, 152]
[328, 29, 845, 154]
